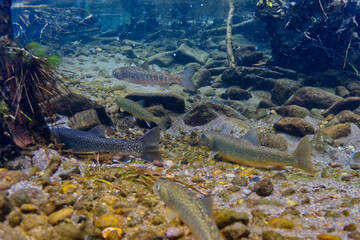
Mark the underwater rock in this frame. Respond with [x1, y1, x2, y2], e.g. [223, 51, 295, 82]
[258, 100, 278, 109]
[234, 45, 263, 66]
[146, 51, 175, 67]
[274, 117, 315, 137]
[254, 178, 274, 197]
[252, 209, 268, 227]
[268, 217, 294, 229]
[174, 43, 209, 64]
[0, 170, 27, 191]
[285, 87, 343, 110]
[183, 100, 219, 126]
[271, 79, 299, 105]
[41, 223, 83, 240]
[165, 227, 184, 239]
[221, 66, 283, 89]
[258, 132, 288, 151]
[213, 209, 249, 228]
[347, 82, 360, 96]
[0, 222, 27, 240]
[316, 123, 351, 140]
[129, 230, 160, 240]
[322, 97, 360, 117]
[54, 93, 112, 125]
[192, 69, 212, 89]
[262, 230, 284, 240]
[48, 208, 74, 225]
[197, 86, 216, 97]
[68, 109, 102, 131]
[8, 211, 23, 228]
[21, 213, 48, 231]
[94, 214, 127, 230]
[184, 99, 245, 126]
[326, 110, 360, 127]
[275, 105, 310, 118]
[125, 93, 185, 113]
[9, 187, 48, 207]
[231, 176, 248, 187]
[224, 86, 252, 101]
[335, 86, 350, 98]
[0, 195, 11, 221]
[222, 222, 250, 240]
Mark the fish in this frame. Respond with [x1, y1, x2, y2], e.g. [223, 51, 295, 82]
[112, 64, 196, 91]
[154, 178, 222, 240]
[51, 125, 162, 162]
[201, 129, 315, 174]
[115, 97, 171, 130]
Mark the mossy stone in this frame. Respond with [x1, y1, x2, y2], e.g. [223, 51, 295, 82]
[268, 217, 294, 229]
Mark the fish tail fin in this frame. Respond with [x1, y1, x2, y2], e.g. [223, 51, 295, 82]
[139, 127, 163, 161]
[158, 116, 171, 130]
[181, 66, 195, 91]
[293, 137, 315, 175]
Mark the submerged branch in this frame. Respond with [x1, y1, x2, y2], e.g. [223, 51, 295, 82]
[226, 0, 236, 69]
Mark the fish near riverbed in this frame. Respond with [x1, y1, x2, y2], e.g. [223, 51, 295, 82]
[115, 97, 171, 130]
[112, 65, 196, 91]
[201, 130, 315, 174]
[51, 125, 162, 161]
[154, 179, 222, 240]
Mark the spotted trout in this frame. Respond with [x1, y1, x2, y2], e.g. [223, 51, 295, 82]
[51, 125, 162, 161]
[201, 130, 315, 174]
[115, 97, 171, 130]
[112, 65, 195, 91]
[154, 179, 222, 240]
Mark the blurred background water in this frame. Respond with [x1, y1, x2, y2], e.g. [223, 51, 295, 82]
[11, 0, 261, 46]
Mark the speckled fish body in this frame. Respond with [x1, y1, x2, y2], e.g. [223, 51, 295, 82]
[201, 131, 315, 174]
[115, 97, 171, 130]
[51, 126, 162, 161]
[154, 179, 222, 240]
[112, 66, 195, 91]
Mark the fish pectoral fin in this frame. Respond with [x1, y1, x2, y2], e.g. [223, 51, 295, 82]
[145, 121, 151, 127]
[198, 195, 214, 216]
[165, 206, 179, 222]
[208, 151, 219, 161]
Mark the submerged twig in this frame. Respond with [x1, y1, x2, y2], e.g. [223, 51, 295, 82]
[226, 0, 236, 68]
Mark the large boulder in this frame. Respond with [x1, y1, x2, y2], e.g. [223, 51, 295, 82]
[274, 117, 315, 137]
[54, 93, 112, 125]
[174, 44, 209, 64]
[285, 87, 343, 110]
[125, 93, 185, 114]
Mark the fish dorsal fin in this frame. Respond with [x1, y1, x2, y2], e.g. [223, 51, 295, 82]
[140, 61, 150, 71]
[208, 150, 218, 161]
[243, 128, 260, 146]
[136, 99, 145, 107]
[87, 125, 106, 138]
[198, 195, 213, 216]
[165, 206, 179, 222]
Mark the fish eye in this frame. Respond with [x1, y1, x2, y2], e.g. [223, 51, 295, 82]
[201, 133, 206, 140]
[155, 182, 161, 192]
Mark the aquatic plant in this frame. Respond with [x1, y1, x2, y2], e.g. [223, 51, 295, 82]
[0, 0, 68, 158]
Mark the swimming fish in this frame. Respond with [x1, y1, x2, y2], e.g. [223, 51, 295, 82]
[154, 179, 222, 240]
[201, 130, 315, 174]
[115, 97, 171, 130]
[51, 125, 162, 161]
[112, 65, 196, 91]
